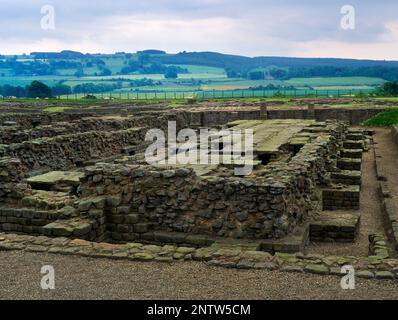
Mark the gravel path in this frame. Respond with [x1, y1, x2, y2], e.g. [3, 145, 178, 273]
[1, 251, 398, 300]
[307, 133, 389, 257]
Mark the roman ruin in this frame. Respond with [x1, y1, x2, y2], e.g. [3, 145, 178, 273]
[0, 98, 397, 280]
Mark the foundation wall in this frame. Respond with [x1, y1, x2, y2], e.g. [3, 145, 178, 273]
[73, 122, 346, 241]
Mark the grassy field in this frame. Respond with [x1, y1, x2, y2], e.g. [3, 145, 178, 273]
[0, 63, 382, 99]
[364, 108, 398, 127]
[285, 77, 386, 87]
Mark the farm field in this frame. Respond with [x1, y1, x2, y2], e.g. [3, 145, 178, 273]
[0, 56, 388, 99]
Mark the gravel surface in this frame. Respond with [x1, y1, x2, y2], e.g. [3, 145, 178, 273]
[0, 251, 397, 300]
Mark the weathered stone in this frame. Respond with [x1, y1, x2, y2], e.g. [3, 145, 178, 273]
[304, 264, 329, 275]
[375, 271, 394, 279]
[281, 265, 304, 273]
[130, 252, 155, 261]
[356, 270, 374, 279]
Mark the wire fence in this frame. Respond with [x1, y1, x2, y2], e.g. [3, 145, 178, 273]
[58, 88, 376, 100]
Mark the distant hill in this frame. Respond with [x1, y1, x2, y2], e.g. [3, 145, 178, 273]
[0, 50, 395, 81]
[153, 52, 398, 80]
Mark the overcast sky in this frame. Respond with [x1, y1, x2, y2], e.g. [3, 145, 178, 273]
[2, 0, 398, 60]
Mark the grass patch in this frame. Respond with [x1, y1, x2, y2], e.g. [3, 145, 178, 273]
[363, 108, 398, 127]
[43, 106, 76, 113]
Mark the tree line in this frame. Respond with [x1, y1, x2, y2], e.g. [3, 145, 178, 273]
[0, 81, 122, 98]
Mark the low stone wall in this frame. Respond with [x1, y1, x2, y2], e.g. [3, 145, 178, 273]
[2, 232, 398, 280]
[0, 157, 31, 203]
[0, 111, 196, 171]
[331, 170, 361, 186]
[0, 207, 58, 235]
[0, 117, 139, 144]
[0, 113, 97, 130]
[0, 111, 192, 145]
[197, 107, 386, 127]
[72, 121, 345, 241]
[322, 186, 360, 210]
[0, 128, 145, 170]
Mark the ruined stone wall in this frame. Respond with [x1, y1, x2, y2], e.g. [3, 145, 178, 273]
[0, 207, 58, 235]
[197, 107, 385, 127]
[0, 112, 192, 145]
[0, 113, 98, 129]
[0, 157, 31, 203]
[0, 117, 144, 144]
[0, 128, 145, 170]
[73, 122, 345, 241]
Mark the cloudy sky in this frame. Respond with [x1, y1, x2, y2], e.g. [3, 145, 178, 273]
[2, 0, 398, 60]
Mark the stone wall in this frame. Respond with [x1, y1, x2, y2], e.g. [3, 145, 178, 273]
[0, 157, 31, 203]
[0, 113, 96, 129]
[322, 186, 360, 210]
[0, 111, 194, 171]
[0, 207, 58, 235]
[71, 121, 346, 241]
[0, 112, 192, 145]
[196, 107, 386, 127]
[0, 128, 145, 170]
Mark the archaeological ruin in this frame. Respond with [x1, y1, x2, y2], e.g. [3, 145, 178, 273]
[1, 98, 398, 279]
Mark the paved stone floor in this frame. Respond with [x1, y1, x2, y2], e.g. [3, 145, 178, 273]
[1, 251, 398, 300]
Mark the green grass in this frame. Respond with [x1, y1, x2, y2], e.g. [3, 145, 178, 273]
[285, 77, 385, 87]
[166, 64, 226, 75]
[374, 97, 398, 101]
[43, 106, 76, 113]
[364, 108, 398, 127]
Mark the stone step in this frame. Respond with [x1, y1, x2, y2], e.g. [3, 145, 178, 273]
[27, 171, 83, 192]
[340, 149, 363, 159]
[132, 231, 216, 248]
[21, 190, 75, 211]
[346, 133, 364, 141]
[310, 211, 360, 243]
[0, 206, 60, 235]
[43, 217, 98, 240]
[348, 128, 374, 136]
[322, 186, 360, 210]
[331, 170, 361, 186]
[258, 223, 309, 254]
[337, 158, 362, 171]
[343, 140, 364, 150]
